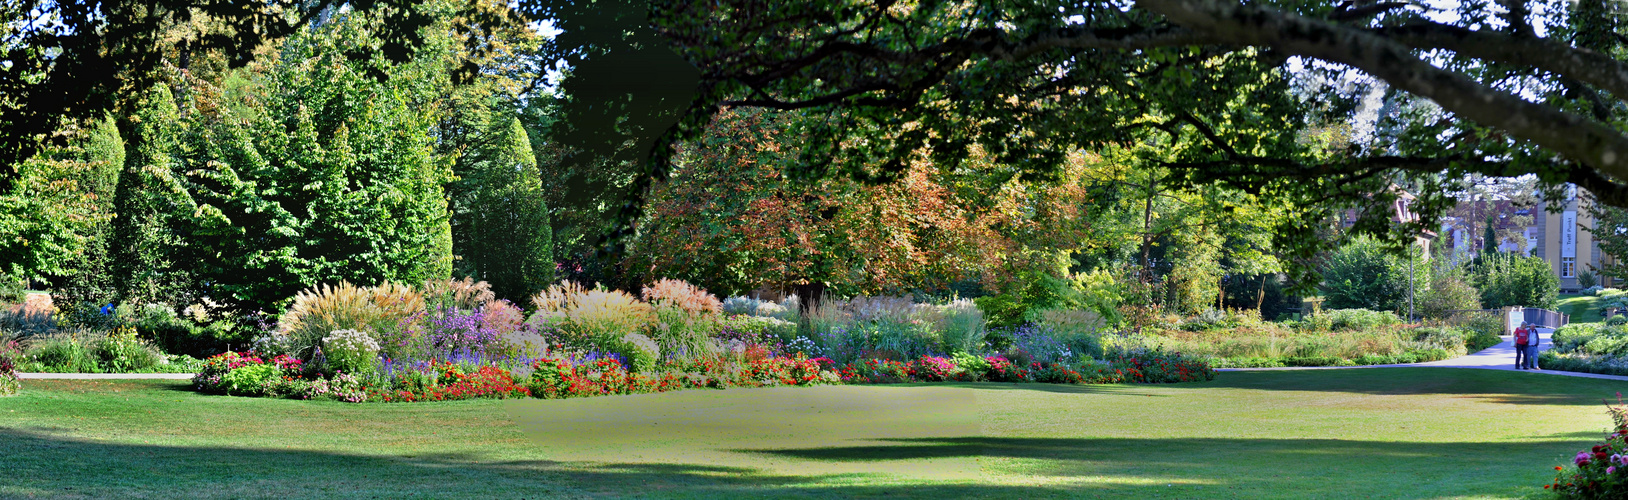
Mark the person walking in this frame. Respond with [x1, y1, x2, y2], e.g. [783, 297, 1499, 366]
[1524, 323, 1542, 370]
[1514, 321, 1535, 370]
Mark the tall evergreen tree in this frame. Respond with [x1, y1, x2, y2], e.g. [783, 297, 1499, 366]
[110, 85, 195, 306]
[452, 116, 553, 302]
[51, 116, 126, 313]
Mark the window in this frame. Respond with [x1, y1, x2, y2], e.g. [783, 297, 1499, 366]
[1563, 257, 1576, 278]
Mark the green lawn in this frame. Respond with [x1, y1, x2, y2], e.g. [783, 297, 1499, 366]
[2, 370, 1625, 498]
[1559, 293, 1606, 324]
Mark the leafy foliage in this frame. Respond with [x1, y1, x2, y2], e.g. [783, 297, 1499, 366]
[1320, 237, 1427, 314]
[1471, 252, 1560, 309]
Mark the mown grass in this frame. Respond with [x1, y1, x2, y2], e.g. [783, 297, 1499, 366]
[1559, 293, 1606, 324]
[2, 369, 1625, 498]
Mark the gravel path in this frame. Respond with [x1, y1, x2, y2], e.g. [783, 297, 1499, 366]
[1220, 328, 1628, 382]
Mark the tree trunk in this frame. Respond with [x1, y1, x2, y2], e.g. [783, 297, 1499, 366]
[1140, 176, 1156, 283]
[792, 282, 828, 315]
[1256, 275, 1267, 311]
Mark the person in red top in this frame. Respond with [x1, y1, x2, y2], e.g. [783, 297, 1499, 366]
[1514, 322, 1536, 370]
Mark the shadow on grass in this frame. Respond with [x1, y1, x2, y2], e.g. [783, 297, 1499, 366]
[880, 381, 1173, 396]
[1214, 367, 1628, 406]
[0, 426, 1589, 499]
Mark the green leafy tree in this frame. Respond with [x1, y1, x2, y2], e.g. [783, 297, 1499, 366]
[451, 116, 554, 302]
[1321, 236, 1428, 314]
[1471, 252, 1559, 309]
[179, 17, 454, 312]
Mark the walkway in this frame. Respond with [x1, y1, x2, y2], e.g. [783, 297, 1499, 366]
[1220, 328, 1628, 382]
[17, 373, 193, 380]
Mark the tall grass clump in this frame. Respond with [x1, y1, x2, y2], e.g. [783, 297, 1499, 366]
[272, 282, 424, 360]
[643, 279, 723, 360]
[1038, 308, 1106, 360]
[935, 299, 986, 354]
[422, 277, 496, 311]
[529, 282, 658, 370]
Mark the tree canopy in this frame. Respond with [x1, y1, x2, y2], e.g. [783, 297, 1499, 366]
[3, 0, 1626, 289]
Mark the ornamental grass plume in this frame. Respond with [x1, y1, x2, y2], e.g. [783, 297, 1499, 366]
[641, 279, 722, 315]
[528, 282, 654, 353]
[275, 282, 423, 360]
[423, 277, 496, 311]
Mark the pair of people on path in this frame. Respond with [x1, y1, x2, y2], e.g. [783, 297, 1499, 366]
[1514, 322, 1541, 370]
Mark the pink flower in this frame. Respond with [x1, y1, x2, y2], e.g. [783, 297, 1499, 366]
[1578, 452, 1593, 466]
[1610, 466, 1618, 474]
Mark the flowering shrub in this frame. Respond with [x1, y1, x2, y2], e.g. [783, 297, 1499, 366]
[369, 362, 529, 403]
[322, 329, 380, 375]
[526, 352, 826, 399]
[910, 356, 957, 382]
[0, 352, 19, 397]
[844, 359, 913, 384]
[194, 352, 305, 395]
[289, 373, 370, 403]
[1108, 348, 1216, 383]
[985, 356, 1029, 382]
[1549, 396, 1628, 498]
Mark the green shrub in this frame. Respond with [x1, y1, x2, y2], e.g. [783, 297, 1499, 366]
[1321, 236, 1426, 313]
[27, 334, 101, 373]
[1323, 309, 1402, 331]
[96, 326, 160, 372]
[220, 364, 281, 396]
[613, 333, 661, 373]
[1417, 275, 1482, 320]
[1553, 323, 1604, 353]
[950, 352, 990, 379]
[1608, 315, 1628, 327]
[0, 278, 24, 304]
[1470, 252, 1559, 309]
[1283, 356, 1350, 367]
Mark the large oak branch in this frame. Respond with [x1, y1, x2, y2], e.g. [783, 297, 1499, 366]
[1375, 22, 1628, 102]
[1139, 0, 1628, 190]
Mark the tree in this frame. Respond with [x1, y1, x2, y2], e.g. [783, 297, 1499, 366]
[1321, 236, 1427, 313]
[451, 116, 555, 302]
[0, 120, 120, 285]
[518, 0, 1628, 283]
[624, 108, 1094, 298]
[47, 117, 127, 313]
[1471, 252, 1559, 309]
[109, 85, 196, 307]
[176, 14, 456, 312]
[0, 0, 514, 189]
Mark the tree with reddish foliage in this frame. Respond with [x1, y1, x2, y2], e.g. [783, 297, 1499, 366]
[625, 109, 1094, 298]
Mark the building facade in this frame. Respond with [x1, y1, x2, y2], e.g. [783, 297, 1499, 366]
[1528, 192, 1617, 292]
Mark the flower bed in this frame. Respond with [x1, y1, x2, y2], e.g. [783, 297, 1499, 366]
[193, 347, 1216, 403]
[1547, 396, 1628, 498]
